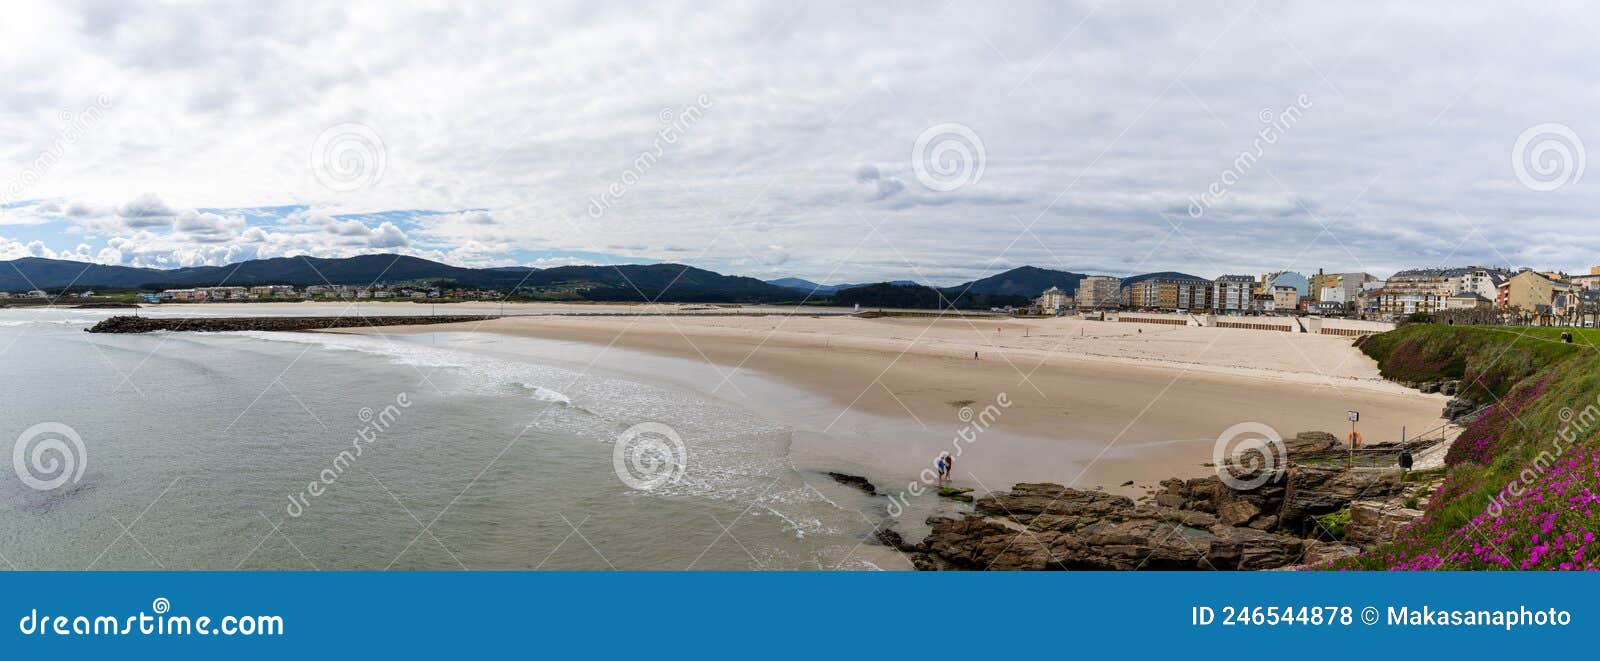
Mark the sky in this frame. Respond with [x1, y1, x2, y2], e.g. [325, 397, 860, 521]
[1, 1, 1598, 286]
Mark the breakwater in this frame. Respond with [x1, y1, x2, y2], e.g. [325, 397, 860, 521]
[85, 315, 499, 334]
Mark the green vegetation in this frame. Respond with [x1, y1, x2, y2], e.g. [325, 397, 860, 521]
[1325, 324, 1600, 570]
[1315, 508, 1351, 540]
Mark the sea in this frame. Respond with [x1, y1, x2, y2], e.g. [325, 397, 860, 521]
[0, 305, 959, 571]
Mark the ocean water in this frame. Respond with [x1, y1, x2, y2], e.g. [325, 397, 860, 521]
[0, 307, 914, 570]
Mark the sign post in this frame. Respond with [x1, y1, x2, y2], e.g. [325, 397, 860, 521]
[1347, 410, 1360, 469]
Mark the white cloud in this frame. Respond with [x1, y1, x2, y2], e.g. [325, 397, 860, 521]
[2, 3, 1599, 283]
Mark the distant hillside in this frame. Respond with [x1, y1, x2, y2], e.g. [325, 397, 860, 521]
[834, 282, 1032, 310]
[951, 266, 1089, 296]
[1121, 271, 1208, 285]
[766, 277, 919, 294]
[0, 255, 803, 303]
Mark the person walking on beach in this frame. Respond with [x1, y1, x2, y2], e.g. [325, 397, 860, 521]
[935, 454, 948, 484]
[943, 453, 954, 481]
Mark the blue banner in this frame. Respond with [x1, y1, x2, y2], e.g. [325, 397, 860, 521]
[0, 572, 1589, 657]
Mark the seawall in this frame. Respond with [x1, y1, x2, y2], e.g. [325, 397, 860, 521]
[85, 315, 499, 334]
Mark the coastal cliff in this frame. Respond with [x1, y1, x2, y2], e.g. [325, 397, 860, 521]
[901, 324, 1600, 571]
[85, 314, 497, 333]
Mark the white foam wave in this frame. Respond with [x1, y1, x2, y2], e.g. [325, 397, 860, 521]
[524, 385, 572, 405]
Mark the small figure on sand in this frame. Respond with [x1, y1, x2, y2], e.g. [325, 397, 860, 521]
[943, 453, 954, 481]
[935, 453, 949, 484]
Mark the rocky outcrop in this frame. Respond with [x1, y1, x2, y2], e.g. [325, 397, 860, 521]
[1343, 501, 1424, 546]
[85, 314, 497, 334]
[825, 472, 877, 495]
[904, 429, 1421, 571]
[1279, 466, 1404, 534]
[908, 483, 1307, 571]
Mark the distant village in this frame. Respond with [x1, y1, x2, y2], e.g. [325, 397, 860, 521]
[0, 283, 500, 304]
[1028, 266, 1600, 326]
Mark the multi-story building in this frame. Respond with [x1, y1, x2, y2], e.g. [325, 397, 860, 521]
[1124, 276, 1212, 311]
[1272, 285, 1300, 311]
[1212, 275, 1255, 312]
[1074, 276, 1121, 310]
[1566, 266, 1600, 291]
[1377, 267, 1507, 317]
[1497, 270, 1572, 314]
[1036, 286, 1071, 312]
[1260, 271, 1309, 299]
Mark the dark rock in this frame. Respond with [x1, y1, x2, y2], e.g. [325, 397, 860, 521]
[1205, 526, 1304, 570]
[1278, 467, 1404, 533]
[1284, 431, 1338, 456]
[1442, 397, 1478, 421]
[1217, 500, 1261, 527]
[1418, 381, 1440, 394]
[874, 527, 913, 551]
[1300, 539, 1361, 565]
[825, 472, 877, 495]
[85, 314, 497, 334]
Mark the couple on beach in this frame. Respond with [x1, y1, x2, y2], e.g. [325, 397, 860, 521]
[935, 452, 955, 484]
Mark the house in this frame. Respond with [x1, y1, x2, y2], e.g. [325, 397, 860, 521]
[140, 294, 162, 304]
[1565, 266, 1600, 291]
[1444, 291, 1492, 310]
[26, 290, 48, 298]
[1379, 266, 1511, 317]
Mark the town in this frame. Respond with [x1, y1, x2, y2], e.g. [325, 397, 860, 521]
[1031, 265, 1600, 327]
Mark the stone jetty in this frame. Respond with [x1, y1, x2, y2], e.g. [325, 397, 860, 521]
[85, 314, 497, 334]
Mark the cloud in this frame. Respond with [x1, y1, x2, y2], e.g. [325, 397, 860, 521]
[117, 194, 177, 227]
[3, 4, 1599, 284]
[368, 221, 409, 248]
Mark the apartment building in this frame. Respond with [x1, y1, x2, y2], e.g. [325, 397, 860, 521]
[1212, 275, 1256, 312]
[1124, 276, 1212, 311]
[1074, 275, 1122, 310]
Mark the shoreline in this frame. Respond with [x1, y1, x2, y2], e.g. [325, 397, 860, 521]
[328, 310, 1451, 498]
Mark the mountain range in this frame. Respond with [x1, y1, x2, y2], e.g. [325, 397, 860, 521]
[1, 255, 1195, 305]
[765, 277, 920, 294]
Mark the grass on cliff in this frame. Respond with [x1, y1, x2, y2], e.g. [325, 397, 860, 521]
[1324, 323, 1600, 570]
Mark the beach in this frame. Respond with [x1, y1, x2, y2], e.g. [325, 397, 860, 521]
[331, 304, 1450, 498]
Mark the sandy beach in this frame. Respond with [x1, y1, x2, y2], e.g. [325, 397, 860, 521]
[326, 304, 1450, 497]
